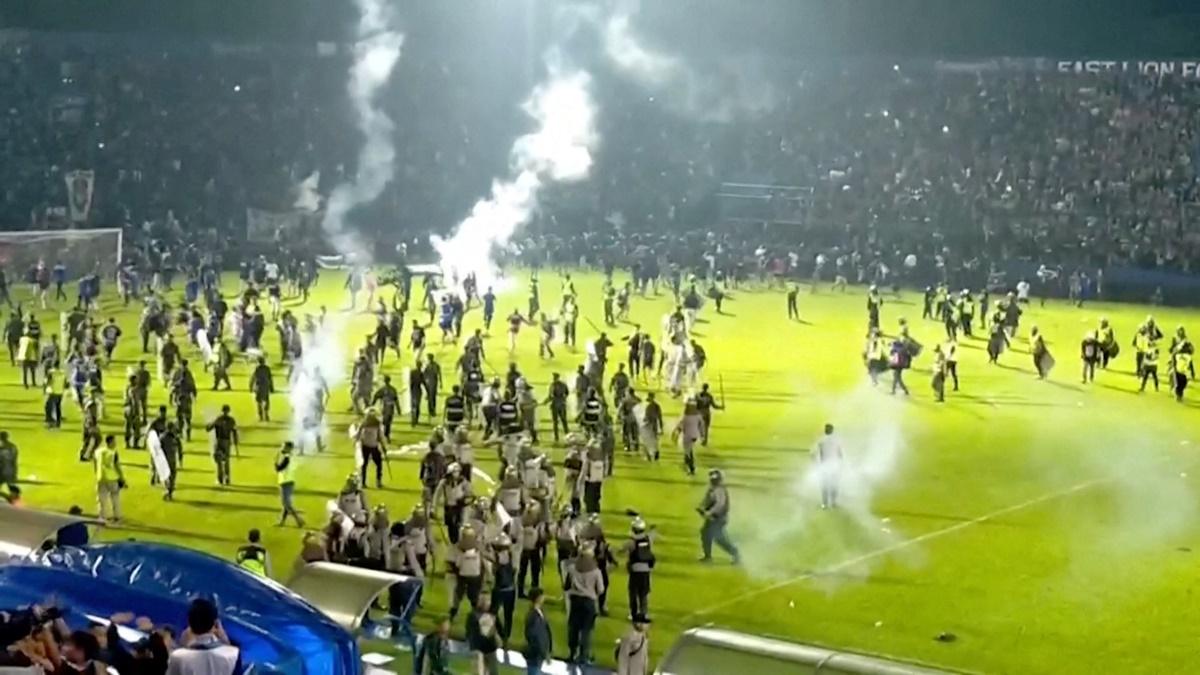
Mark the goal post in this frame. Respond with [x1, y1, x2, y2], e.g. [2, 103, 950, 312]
[0, 228, 124, 281]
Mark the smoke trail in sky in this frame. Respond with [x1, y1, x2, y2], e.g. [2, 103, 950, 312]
[431, 58, 598, 290]
[600, 3, 776, 122]
[321, 0, 404, 265]
[290, 0, 402, 447]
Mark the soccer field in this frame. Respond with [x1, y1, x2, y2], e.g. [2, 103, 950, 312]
[10, 270, 1200, 674]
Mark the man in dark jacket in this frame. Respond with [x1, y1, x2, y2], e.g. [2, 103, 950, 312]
[523, 587, 553, 674]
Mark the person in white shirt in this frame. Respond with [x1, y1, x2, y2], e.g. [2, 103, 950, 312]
[167, 598, 241, 675]
[813, 423, 844, 510]
[1015, 278, 1031, 304]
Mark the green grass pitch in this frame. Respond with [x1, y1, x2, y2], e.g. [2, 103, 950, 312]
[8, 270, 1200, 674]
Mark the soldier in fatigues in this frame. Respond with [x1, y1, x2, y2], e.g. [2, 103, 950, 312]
[697, 469, 739, 564]
[172, 359, 197, 441]
[250, 357, 274, 421]
[694, 383, 721, 446]
[372, 375, 400, 441]
[212, 339, 233, 390]
[546, 372, 570, 442]
[206, 404, 239, 486]
[123, 375, 142, 449]
[78, 393, 102, 461]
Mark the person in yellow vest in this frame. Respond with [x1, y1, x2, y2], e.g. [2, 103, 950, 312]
[275, 441, 305, 527]
[1097, 318, 1118, 369]
[236, 528, 273, 577]
[94, 434, 125, 523]
[1173, 350, 1192, 402]
[862, 328, 887, 386]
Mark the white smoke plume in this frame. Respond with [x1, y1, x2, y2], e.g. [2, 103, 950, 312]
[321, 0, 404, 265]
[290, 0, 402, 447]
[600, 3, 777, 123]
[289, 320, 345, 451]
[432, 58, 598, 291]
[737, 382, 909, 583]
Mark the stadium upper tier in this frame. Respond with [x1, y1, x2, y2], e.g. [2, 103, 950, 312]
[1, 32, 1198, 275]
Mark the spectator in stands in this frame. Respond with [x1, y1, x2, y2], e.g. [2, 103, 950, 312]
[165, 598, 240, 675]
[58, 629, 106, 674]
[105, 612, 173, 675]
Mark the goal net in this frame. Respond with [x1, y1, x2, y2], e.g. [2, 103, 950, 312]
[0, 228, 123, 282]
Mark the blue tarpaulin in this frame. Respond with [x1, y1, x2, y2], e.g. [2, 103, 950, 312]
[0, 542, 359, 674]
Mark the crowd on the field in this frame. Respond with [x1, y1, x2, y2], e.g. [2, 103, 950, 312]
[5, 34, 1200, 279]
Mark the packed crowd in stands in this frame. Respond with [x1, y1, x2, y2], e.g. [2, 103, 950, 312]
[0, 594, 243, 675]
[4, 34, 1200, 282]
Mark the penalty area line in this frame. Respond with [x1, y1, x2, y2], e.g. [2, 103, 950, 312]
[686, 477, 1107, 621]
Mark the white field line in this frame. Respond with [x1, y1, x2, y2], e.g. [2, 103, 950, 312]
[687, 477, 1107, 621]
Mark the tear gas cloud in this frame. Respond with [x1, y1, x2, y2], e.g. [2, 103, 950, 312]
[432, 60, 598, 291]
[291, 0, 403, 446]
[736, 382, 910, 584]
[321, 0, 405, 266]
[601, 4, 777, 123]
